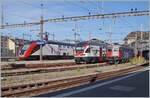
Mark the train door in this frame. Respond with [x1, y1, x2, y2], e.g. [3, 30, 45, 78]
[99, 47, 102, 62]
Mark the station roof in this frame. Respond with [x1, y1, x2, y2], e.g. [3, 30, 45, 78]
[124, 31, 149, 40]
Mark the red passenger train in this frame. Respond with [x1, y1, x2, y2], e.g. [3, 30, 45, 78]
[106, 43, 134, 64]
[74, 39, 134, 64]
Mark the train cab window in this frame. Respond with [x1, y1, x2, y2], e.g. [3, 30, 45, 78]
[22, 44, 29, 50]
[113, 48, 118, 52]
[76, 47, 84, 51]
[107, 49, 112, 52]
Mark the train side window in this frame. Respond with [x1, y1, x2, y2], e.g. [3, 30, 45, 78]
[93, 50, 98, 54]
[114, 48, 118, 51]
[63, 53, 66, 56]
[58, 45, 61, 48]
[107, 49, 112, 52]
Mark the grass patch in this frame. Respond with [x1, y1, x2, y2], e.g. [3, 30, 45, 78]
[130, 56, 146, 65]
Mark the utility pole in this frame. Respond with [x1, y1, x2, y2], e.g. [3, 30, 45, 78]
[1, 3, 4, 27]
[135, 31, 138, 57]
[140, 24, 143, 57]
[51, 33, 55, 41]
[49, 32, 55, 41]
[96, 1, 101, 14]
[101, 1, 104, 14]
[106, 24, 112, 44]
[0, 3, 4, 60]
[23, 33, 32, 41]
[39, 3, 44, 61]
[89, 32, 91, 41]
[73, 21, 80, 43]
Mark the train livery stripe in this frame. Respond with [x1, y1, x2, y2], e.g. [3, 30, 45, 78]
[24, 42, 37, 58]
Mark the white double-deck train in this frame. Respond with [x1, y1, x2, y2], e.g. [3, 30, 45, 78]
[19, 40, 75, 60]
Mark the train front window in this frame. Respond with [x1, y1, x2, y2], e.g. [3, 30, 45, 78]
[107, 48, 112, 52]
[113, 48, 119, 52]
[22, 44, 29, 50]
[20, 44, 29, 55]
[76, 47, 84, 51]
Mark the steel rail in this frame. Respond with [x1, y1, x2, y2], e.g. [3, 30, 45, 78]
[2, 63, 106, 77]
[1, 62, 148, 97]
[1, 62, 76, 70]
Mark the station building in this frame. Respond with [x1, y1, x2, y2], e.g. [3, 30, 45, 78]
[124, 31, 149, 59]
[124, 31, 149, 50]
[0, 35, 30, 61]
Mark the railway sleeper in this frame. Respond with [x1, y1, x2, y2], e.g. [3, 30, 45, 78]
[2, 77, 92, 97]
[2, 65, 144, 97]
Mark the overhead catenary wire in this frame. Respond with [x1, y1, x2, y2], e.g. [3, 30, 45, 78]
[87, 0, 102, 14]
[64, 0, 91, 14]
[0, 10, 149, 29]
[1, 1, 40, 21]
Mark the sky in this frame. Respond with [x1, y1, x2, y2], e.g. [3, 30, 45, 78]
[0, 0, 149, 44]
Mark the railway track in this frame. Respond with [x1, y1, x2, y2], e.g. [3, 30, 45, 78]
[1, 61, 76, 70]
[1, 62, 148, 97]
[2, 63, 106, 77]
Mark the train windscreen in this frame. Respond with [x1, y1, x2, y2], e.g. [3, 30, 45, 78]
[76, 47, 84, 51]
[22, 44, 30, 50]
[19, 44, 30, 55]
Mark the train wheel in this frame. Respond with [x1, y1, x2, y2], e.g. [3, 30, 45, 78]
[121, 58, 126, 63]
[114, 60, 119, 64]
[86, 61, 91, 64]
[75, 58, 81, 64]
[76, 61, 81, 64]
[108, 60, 114, 65]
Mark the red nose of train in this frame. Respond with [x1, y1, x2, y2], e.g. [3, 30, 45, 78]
[75, 51, 84, 56]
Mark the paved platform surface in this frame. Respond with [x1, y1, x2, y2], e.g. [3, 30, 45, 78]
[37, 68, 149, 97]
